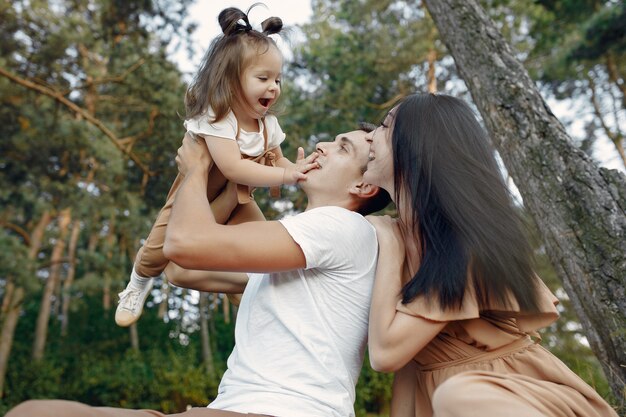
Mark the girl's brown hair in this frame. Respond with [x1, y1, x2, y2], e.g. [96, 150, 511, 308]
[185, 5, 283, 123]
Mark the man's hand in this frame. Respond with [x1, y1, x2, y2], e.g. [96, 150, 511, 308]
[175, 133, 213, 176]
[282, 147, 319, 185]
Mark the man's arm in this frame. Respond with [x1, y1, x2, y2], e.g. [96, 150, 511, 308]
[164, 263, 248, 294]
[164, 134, 306, 273]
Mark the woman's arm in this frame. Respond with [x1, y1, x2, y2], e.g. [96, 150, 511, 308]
[367, 216, 447, 372]
[204, 136, 316, 186]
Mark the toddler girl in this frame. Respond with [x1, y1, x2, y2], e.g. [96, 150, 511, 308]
[115, 6, 316, 326]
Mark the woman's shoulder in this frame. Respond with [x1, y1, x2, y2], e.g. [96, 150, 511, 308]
[366, 214, 399, 230]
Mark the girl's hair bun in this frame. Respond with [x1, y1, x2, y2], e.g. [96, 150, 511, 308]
[218, 7, 251, 36]
[261, 16, 283, 35]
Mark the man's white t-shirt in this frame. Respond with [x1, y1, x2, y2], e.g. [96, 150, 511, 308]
[208, 206, 378, 417]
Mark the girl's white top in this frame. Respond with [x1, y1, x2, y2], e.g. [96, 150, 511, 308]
[184, 108, 285, 157]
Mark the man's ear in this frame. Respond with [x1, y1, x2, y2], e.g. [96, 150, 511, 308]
[349, 181, 380, 198]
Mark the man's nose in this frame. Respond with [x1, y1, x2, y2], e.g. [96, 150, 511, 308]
[315, 142, 327, 154]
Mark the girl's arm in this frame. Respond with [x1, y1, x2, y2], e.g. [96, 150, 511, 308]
[204, 135, 317, 186]
[390, 360, 417, 417]
[366, 215, 447, 372]
[270, 146, 296, 170]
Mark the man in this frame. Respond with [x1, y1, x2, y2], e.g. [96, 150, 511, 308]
[7, 128, 390, 417]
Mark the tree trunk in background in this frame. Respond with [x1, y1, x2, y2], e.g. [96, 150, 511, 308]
[61, 219, 81, 336]
[0, 286, 23, 397]
[222, 293, 230, 324]
[423, 0, 626, 401]
[0, 211, 51, 395]
[103, 215, 115, 311]
[426, 48, 437, 93]
[208, 293, 218, 354]
[130, 323, 139, 351]
[158, 282, 169, 319]
[199, 293, 216, 378]
[33, 208, 71, 361]
[1, 281, 15, 320]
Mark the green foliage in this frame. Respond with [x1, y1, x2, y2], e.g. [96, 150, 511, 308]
[1, 295, 221, 415]
[355, 357, 393, 417]
[282, 0, 455, 143]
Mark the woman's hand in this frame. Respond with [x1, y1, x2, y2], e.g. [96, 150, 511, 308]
[367, 215, 405, 271]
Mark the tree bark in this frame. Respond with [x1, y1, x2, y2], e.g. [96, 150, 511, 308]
[33, 208, 71, 361]
[423, 0, 626, 401]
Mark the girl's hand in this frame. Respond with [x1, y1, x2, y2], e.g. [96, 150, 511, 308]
[282, 147, 319, 185]
[176, 133, 213, 176]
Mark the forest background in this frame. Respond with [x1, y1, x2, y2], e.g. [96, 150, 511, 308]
[0, 0, 624, 416]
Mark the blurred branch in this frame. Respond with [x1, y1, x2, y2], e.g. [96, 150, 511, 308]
[0, 221, 30, 245]
[588, 73, 626, 167]
[0, 66, 154, 177]
[605, 52, 626, 108]
[64, 57, 146, 95]
[118, 107, 159, 153]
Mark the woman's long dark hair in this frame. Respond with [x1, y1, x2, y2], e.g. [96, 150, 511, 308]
[393, 93, 540, 312]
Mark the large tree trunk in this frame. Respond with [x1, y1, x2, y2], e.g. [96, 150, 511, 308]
[423, 0, 626, 401]
[33, 208, 71, 361]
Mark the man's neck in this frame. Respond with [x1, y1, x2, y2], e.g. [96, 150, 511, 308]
[304, 194, 353, 212]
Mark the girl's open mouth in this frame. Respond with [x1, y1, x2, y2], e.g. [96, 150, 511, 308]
[259, 98, 271, 107]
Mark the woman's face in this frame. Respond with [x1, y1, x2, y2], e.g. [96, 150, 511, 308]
[364, 108, 396, 193]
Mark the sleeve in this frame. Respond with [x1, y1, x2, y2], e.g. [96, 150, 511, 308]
[396, 275, 559, 331]
[184, 108, 238, 141]
[265, 115, 286, 149]
[278, 206, 376, 271]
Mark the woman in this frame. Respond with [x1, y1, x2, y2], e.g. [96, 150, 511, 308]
[364, 93, 618, 417]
